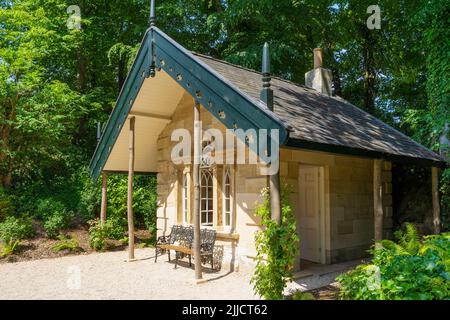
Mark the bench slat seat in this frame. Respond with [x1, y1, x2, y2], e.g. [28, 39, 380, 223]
[154, 225, 216, 270]
[157, 244, 192, 255]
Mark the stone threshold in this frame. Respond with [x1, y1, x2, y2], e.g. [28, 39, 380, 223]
[293, 259, 364, 280]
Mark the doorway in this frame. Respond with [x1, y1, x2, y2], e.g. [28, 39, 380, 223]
[296, 165, 325, 267]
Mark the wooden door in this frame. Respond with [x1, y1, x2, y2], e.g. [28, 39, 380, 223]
[297, 166, 321, 263]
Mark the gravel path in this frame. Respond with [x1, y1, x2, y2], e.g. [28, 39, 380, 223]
[0, 248, 258, 300]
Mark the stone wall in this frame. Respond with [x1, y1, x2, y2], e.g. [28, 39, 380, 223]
[328, 156, 374, 263]
[328, 157, 393, 263]
[155, 93, 392, 268]
[155, 93, 266, 271]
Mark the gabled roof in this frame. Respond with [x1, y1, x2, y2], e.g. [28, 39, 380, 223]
[195, 54, 446, 166]
[90, 27, 445, 179]
[89, 27, 289, 180]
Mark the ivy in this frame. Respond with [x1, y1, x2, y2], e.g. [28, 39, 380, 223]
[251, 184, 299, 300]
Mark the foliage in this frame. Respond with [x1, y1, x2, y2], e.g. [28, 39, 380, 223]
[88, 219, 108, 251]
[36, 199, 74, 238]
[43, 212, 71, 239]
[251, 185, 299, 300]
[0, 216, 34, 243]
[52, 235, 79, 252]
[337, 224, 450, 300]
[0, 187, 13, 221]
[291, 291, 315, 300]
[106, 175, 157, 234]
[88, 218, 126, 251]
[441, 169, 450, 231]
[0, 240, 20, 257]
[0, 0, 447, 268]
[77, 169, 101, 222]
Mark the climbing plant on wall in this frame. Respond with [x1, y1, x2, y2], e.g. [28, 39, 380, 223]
[251, 184, 299, 300]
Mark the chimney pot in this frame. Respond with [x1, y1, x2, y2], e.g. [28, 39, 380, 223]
[305, 48, 333, 96]
[313, 48, 323, 69]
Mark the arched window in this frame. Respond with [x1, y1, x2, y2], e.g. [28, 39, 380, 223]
[182, 173, 188, 224]
[223, 167, 232, 227]
[200, 169, 213, 226]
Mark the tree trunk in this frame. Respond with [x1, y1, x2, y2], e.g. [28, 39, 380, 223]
[193, 102, 202, 280]
[431, 167, 441, 234]
[361, 28, 376, 115]
[0, 97, 16, 188]
[100, 172, 108, 224]
[127, 117, 136, 261]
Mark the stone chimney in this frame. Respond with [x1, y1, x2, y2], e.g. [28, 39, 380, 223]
[305, 48, 333, 95]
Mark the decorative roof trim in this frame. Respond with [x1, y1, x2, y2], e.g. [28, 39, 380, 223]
[89, 27, 289, 180]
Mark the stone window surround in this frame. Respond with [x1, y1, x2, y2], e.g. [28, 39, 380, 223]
[182, 172, 189, 224]
[178, 164, 236, 235]
[222, 165, 233, 231]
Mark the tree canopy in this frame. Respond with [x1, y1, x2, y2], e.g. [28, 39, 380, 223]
[0, 0, 448, 221]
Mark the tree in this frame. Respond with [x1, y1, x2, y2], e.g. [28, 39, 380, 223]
[0, 1, 81, 187]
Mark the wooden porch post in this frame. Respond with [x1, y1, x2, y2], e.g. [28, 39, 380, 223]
[100, 172, 107, 224]
[373, 159, 384, 248]
[260, 42, 281, 224]
[269, 170, 281, 224]
[431, 167, 441, 234]
[127, 116, 136, 261]
[193, 102, 203, 280]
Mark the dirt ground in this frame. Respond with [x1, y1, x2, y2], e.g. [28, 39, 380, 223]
[0, 221, 152, 264]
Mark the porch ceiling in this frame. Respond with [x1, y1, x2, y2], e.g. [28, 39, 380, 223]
[103, 70, 185, 173]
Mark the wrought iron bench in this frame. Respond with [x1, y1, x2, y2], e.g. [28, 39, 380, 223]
[154, 225, 216, 270]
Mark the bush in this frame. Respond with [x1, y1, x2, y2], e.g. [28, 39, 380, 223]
[107, 175, 157, 233]
[291, 291, 315, 300]
[43, 212, 70, 239]
[0, 240, 20, 257]
[251, 185, 299, 300]
[36, 199, 74, 238]
[337, 224, 450, 300]
[52, 235, 79, 252]
[88, 218, 126, 251]
[106, 216, 127, 240]
[0, 187, 13, 221]
[88, 220, 107, 251]
[0, 216, 35, 243]
[77, 169, 101, 221]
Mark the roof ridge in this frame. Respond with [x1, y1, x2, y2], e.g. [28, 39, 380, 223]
[190, 52, 445, 165]
[191, 52, 317, 92]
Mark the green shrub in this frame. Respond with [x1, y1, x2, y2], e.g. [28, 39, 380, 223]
[441, 168, 450, 231]
[0, 216, 35, 243]
[0, 187, 13, 221]
[77, 169, 101, 221]
[251, 185, 299, 300]
[107, 175, 157, 233]
[52, 235, 79, 252]
[119, 236, 129, 245]
[291, 291, 315, 300]
[88, 218, 126, 251]
[88, 219, 108, 251]
[0, 239, 20, 257]
[337, 224, 450, 300]
[106, 216, 127, 240]
[36, 199, 74, 238]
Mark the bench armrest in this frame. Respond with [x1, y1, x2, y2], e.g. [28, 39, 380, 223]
[156, 235, 170, 245]
[200, 243, 215, 254]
